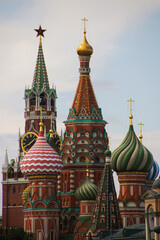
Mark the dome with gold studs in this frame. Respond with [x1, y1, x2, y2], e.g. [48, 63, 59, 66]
[77, 31, 93, 56]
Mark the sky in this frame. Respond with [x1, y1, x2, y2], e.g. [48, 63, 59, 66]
[0, 0, 160, 215]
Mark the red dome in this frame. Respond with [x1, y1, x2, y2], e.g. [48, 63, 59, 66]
[20, 131, 63, 176]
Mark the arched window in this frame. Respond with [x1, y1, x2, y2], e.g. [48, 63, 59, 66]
[70, 216, 77, 230]
[29, 93, 36, 111]
[13, 186, 16, 194]
[147, 205, 154, 230]
[40, 92, 47, 108]
[63, 180, 68, 193]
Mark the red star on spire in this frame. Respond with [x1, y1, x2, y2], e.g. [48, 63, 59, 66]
[34, 25, 46, 37]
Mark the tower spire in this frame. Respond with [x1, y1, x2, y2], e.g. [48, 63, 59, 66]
[67, 19, 104, 121]
[32, 26, 49, 95]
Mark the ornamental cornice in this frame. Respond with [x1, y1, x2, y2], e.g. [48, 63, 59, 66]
[117, 172, 148, 176]
[28, 175, 57, 180]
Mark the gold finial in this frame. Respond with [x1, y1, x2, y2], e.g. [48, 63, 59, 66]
[49, 115, 54, 137]
[81, 17, 88, 33]
[77, 18, 93, 56]
[86, 158, 90, 177]
[39, 107, 44, 131]
[127, 98, 135, 125]
[138, 122, 144, 143]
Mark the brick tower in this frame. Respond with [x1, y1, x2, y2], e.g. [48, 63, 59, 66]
[111, 99, 153, 227]
[2, 26, 58, 231]
[20, 121, 63, 240]
[58, 20, 108, 233]
[24, 25, 57, 136]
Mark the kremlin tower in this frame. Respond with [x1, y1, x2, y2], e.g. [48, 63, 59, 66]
[111, 99, 153, 227]
[59, 19, 108, 233]
[20, 118, 63, 240]
[23, 26, 57, 136]
[2, 26, 59, 231]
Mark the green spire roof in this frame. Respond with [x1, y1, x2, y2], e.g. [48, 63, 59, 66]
[32, 41, 50, 95]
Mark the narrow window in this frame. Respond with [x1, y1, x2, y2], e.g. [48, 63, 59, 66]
[130, 186, 133, 196]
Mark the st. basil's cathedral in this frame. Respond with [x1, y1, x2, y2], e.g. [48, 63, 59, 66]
[1, 22, 160, 240]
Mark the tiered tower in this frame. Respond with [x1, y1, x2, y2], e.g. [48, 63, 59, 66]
[111, 99, 153, 227]
[23, 26, 57, 136]
[20, 120, 63, 240]
[89, 148, 122, 238]
[2, 26, 58, 231]
[59, 19, 108, 233]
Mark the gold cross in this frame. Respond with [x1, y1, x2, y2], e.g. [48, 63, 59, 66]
[127, 98, 135, 115]
[81, 17, 88, 33]
[138, 122, 144, 143]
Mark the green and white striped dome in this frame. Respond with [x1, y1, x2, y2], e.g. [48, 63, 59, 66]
[75, 175, 98, 201]
[111, 125, 153, 172]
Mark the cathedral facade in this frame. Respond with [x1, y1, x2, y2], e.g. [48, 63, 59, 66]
[1, 24, 158, 240]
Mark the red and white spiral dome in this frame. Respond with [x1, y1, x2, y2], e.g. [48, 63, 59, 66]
[20, 127, 63, 177]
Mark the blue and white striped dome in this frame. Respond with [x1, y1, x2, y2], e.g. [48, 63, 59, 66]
[146, 160, 159, 181]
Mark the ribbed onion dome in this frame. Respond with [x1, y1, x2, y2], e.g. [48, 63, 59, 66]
[20, 125, 63, 176]
[146, 160, 159, 181]
[105, 148, 112, 157]
[111, 124, 153, 172]
[77, 31, 93, 56]
[75, 173, 98, 201]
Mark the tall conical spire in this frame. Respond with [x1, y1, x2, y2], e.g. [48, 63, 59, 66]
[32, 26, 50, 95]
[90, 148, 122, 232]
[67, 20, 104, 121]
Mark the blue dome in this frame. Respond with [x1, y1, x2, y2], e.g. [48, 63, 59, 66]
[146, 160, 159, 181]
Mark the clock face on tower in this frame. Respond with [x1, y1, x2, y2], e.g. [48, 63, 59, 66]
[21, 132, 38, 153]
[52, 133, 62, 151]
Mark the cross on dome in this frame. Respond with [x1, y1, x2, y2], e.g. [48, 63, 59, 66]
[81, 17, 88, 33]
[138, 122, 144, 143]
[127, 98, 135, 125]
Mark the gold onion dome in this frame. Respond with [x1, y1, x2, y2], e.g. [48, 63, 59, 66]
[77, 31, 93, 56]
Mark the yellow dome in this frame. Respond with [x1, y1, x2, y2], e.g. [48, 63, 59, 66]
[77, 31, 93, 56]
